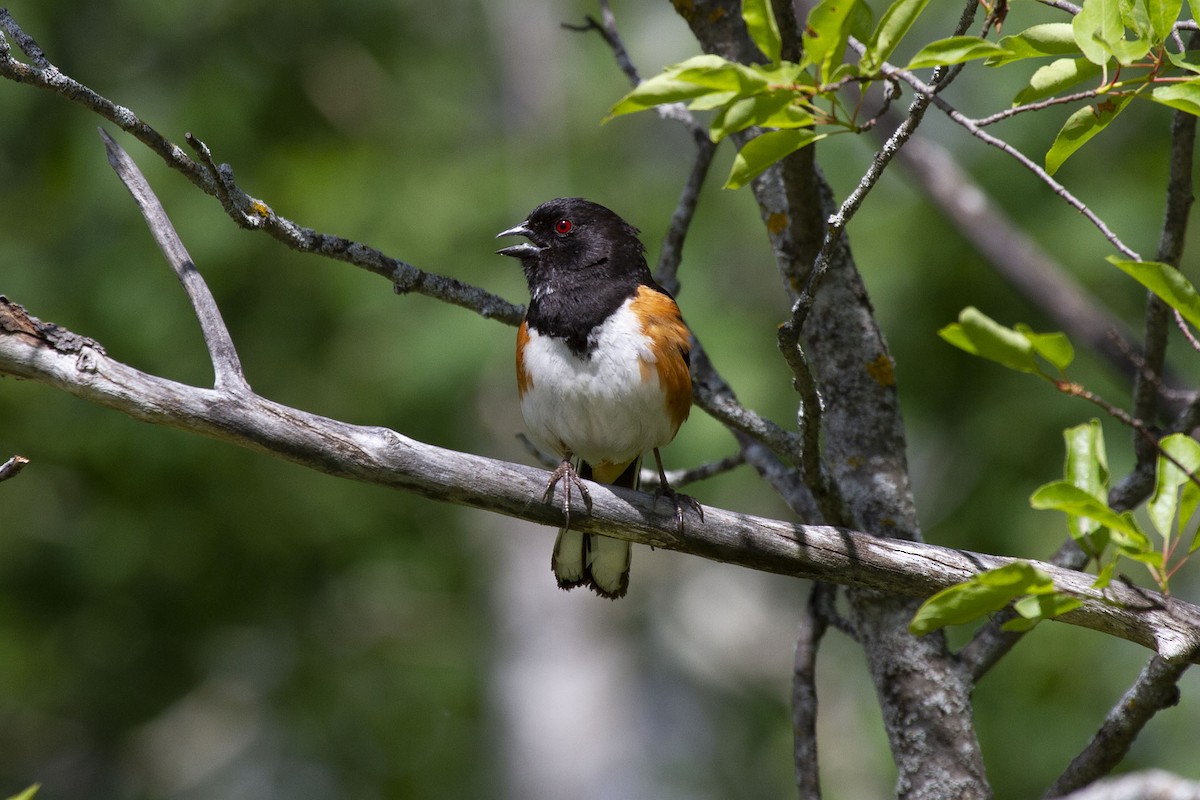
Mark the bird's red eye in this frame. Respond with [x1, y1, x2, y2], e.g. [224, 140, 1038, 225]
[554, 218, 573, 235]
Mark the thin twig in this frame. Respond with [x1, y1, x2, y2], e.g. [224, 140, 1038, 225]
[1173, 308, 1200, 353]
[642, 452, 745, 489]
[562, 0, 639, 84]
[100, 129, 249, 393]
[655, 138, 718, 295]
[793, 582, 830, 800]
[691, 344, 808, 470]
[971, 90, 1104, 127]
[1038, 0, 1082, 13]
[876, 53, 1142, 261]
[0, 455, 30, 483]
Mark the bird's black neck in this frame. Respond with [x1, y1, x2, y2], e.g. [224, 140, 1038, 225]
[524, 255, 655, 358]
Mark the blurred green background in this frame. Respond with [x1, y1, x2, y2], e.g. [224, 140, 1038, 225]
[1, 1, 1197, 798]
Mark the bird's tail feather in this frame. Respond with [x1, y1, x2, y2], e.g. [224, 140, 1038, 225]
[551, 458, 637, 599]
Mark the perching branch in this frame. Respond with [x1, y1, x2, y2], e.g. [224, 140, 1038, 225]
[4, 289, 1200, 660]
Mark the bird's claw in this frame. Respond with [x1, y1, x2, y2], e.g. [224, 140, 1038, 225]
[543, 459, 592, 526]
[653, 485, 704, 534]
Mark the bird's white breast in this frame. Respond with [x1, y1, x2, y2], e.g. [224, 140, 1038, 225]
[520, 298, 677, 466]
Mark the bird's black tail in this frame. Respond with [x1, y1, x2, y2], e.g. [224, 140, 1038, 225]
[551, 458, 638, 599]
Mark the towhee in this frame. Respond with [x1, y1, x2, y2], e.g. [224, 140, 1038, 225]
[496, 197, 701, 599]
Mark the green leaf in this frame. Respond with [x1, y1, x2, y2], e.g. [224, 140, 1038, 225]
[1147, 0, 1184, 42]
[709, 91, 813, 142]
[675, 56, 770, 92]
[1151, 79, 1200, 117]
[1072, 0, 1153, 65]
[5, 787, 39, 800]
[1166, 48, 1200, 75]
[607, 77, 714, 118]
[862, 0, 931, 71]
[743, 0, 783, 64]
[803, 0, 859, 81]
[688, 90, 742, 111]
[905, 36, 1006, 69]
[1148, 433, 1200, 544]
[1123, 547, 1165, 569]
[1071, 0, 1122, 64]
[1003, 592, 1084, 631]
[1015, 324, 1074, 370]
[725, 128, 824, 189]
[606, 55, 768, 119]
[1012, 58, 1102, 106]
[1062, 420, 1109, 511]
[990, 23, 1082, 67]
[1031, 481, 1150, 551]
[940, 307, 1038, 373]
[1108, 257, 1200, 328]
[909, 562, 1054, 635]
[1045, 95, 1132, 175]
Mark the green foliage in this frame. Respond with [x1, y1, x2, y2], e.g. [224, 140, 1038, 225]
[913, 414, 1200, 635]
[938, 307, 1073, 376]
[937, 255, 1200, 601]
[726, 129, 827, 189]
[742, 0, 783, 64]
[1030, 481, 1149, 553]
[1149, 435, 1200, 557]
[608, 0, 945, 188]
[860, 0, 931, 71]
[1109, 257, 1200, 328]
[908, 561, 1080, 636]
[611, 0, 1199, 185]
[906, 36, 1006, 70]
[927, 248, 1200, 628]
[5, 786, 39, 800]
[1045, 94, 1133, 175]
[917, 0, 1195, 173]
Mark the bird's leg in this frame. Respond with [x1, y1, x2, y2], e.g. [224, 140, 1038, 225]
[543, 455, 592, 526]
[651, 448, 704, 533]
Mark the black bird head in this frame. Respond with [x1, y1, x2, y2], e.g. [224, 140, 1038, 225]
[496, 197, 649, 289]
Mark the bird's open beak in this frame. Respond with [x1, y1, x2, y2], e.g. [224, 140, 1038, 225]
[495, 222, 542, 258]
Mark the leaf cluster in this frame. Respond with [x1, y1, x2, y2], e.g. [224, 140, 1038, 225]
[608, 0, 1200, 186]
[916, 257, 1200, 634]
[607, 0, 927, 187]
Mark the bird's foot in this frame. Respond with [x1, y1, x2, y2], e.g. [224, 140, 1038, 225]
[653, 484, 704, 533]
[650, 448, 703, 533]
[543, 458, 592, 526]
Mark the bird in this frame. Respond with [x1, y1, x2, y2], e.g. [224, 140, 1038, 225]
[496, 197, 702, 599]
